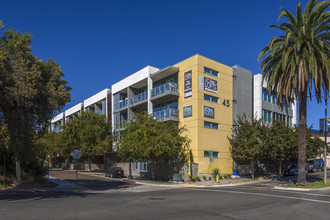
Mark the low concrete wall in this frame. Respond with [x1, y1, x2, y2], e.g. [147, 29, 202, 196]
[112, 162, 198, 182]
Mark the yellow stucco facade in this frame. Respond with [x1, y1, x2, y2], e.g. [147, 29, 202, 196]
[174, 54, 233, 174]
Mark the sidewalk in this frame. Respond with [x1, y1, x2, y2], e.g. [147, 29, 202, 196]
[78, 171, 270, 188]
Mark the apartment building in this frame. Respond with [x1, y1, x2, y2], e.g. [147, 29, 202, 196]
[50, 113, 65, 132]
[253, 73, 297, 126]
[49, 88, 111, 131]
[65, 103, 83, 122]
[84, 88, 111, 122]
[112, 55, 234, 174]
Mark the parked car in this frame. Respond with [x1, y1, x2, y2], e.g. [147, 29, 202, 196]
[312, 163, 324, 173]
[305, 160, 315, 173]
[283, 163, 297, 176]
[105, 167, 124, 178]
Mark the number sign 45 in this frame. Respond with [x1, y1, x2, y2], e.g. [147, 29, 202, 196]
[222, 99, 230, 107]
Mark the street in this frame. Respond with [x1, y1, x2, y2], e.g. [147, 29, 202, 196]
[1, 178, 330, 220]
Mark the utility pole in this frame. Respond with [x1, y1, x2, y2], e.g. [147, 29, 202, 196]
[324, 92, 328, 184]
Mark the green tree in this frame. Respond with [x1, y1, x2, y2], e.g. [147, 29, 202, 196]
[306, 131, 329, 159]
[118, 113, 187, 180]
[266, 121, 297, 175]
[62, 111, 111, 171]
[0, 28, 71, 184]
[258, 0, 330, 185]
[228, 114, 266, 179]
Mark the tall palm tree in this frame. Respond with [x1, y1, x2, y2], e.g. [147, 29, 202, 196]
[258, 0, 330, 185]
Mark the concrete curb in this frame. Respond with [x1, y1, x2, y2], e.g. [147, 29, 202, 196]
[73, 171, 271, 188]
[273, 185, 314, 191]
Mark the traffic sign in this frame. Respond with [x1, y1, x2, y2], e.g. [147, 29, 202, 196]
[72, 149, 81, 160]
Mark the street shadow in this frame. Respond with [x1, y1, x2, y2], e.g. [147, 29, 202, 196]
[271, 173, 324, 184]
[0, 190, 88, 202]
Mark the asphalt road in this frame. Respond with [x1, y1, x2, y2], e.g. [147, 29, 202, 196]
[1, 181, 330, 220]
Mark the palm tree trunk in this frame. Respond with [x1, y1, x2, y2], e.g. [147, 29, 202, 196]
[297, 89, 307, 186]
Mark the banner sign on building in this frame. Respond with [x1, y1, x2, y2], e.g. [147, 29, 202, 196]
[204, 106, 214, 118]
[200, 76, 217, 94]
[183, 105, 193, 118]
[184, 71, 192, 98]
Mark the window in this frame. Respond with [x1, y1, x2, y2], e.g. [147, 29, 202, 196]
[262, 109, 272, 122]
[272, 94, 277, 104]
[204, 121, 219, 129]
[204, 67, 219, 77]
[262, 89, 271, 103]
[204, 94, 219, 103]
[133, 162, 148, 172]
[204, 151, 219, 158]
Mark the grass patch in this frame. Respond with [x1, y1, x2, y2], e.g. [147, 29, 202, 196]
[281, 181, 330, 189]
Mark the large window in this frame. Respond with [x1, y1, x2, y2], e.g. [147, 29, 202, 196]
[204, 94, 219, 103]
[204, 121, 219, 129]
[204, 67, 219, 77]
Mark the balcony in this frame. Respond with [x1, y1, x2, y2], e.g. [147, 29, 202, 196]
[153, 108, 179, 121]
[150, 82, 179, 104]
[130, 91, 148, 107]
[114, 99, 128, 112]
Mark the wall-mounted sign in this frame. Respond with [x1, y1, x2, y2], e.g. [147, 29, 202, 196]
[204, 106, 214, 118]
[183, 105, 193, 118]
[184, 71, 192, 98]
[200, 76, 217, 93]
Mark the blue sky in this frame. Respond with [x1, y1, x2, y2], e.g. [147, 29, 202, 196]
[0, 0, 326, 129]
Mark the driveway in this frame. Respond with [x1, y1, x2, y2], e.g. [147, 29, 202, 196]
[49, 170, 137, 191]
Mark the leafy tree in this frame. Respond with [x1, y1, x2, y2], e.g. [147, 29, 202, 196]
[62, 111, 111, 171]
[306, 131, 329, 159]
[34, 131, 68, 164]
[118, 113, 187, 180]
[258, 0, 330, 185]
[0, 27, 71, 184]
[228, 114, 266, 179]
[266, 121, 297, 175]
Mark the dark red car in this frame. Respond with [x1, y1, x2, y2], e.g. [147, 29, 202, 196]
[105, 167, 124, 178]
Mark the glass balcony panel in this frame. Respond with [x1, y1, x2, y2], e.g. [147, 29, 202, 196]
[151, 82, 178, 98]
[130, 91, 148, 105]
[153, 108, 179, 120]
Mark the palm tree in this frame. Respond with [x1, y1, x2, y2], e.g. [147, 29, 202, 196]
[258, 0, 330, 185]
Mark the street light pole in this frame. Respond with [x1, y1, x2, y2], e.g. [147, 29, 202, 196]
[324, 92, 328, 184]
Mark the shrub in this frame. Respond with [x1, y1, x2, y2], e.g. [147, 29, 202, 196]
[212, 168, 219, 180]
[208, 176, 212, 181]
[202, 175, 207, 181]
[224, 174, 231, 179]
[219, 175, 223, 180]
[196, 176, 201, 181]
[191, 176, 196, 182]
